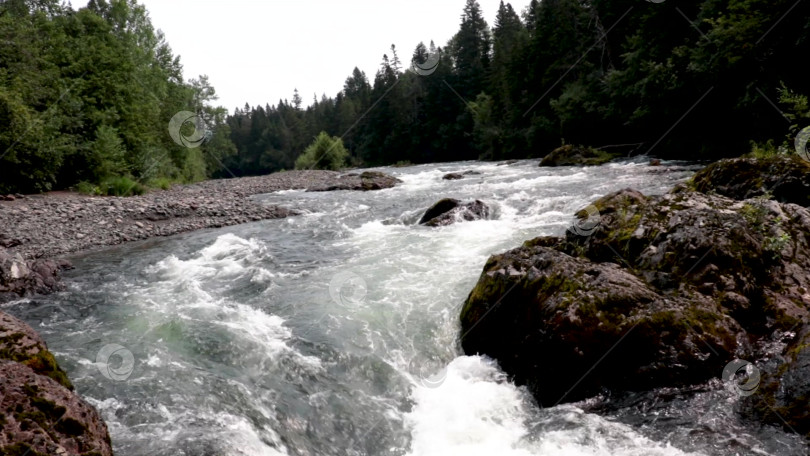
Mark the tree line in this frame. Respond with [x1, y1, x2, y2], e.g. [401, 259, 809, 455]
[225, 0, 810, 176]
[2, 0, 809, 193]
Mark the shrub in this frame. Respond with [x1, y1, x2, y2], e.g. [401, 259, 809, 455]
[101, 176, 145, 196]
[146, 177, 174, 190]
[75, 181, 101, 195]
[295, 131, 349, 171]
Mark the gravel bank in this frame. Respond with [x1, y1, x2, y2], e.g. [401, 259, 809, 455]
[0, 170, 400, 261]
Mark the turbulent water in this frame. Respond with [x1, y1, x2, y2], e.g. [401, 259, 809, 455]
[4, 159, 808, 456]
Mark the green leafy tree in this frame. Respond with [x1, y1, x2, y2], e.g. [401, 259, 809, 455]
[294, 131, 348, 170]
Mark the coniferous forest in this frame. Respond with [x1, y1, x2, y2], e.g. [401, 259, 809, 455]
[2, 0, 810, 193]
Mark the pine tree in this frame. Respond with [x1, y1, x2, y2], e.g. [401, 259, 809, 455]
[292, 89, 303, 110]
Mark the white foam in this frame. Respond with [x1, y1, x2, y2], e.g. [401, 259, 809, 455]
[405, 357, 703, 456]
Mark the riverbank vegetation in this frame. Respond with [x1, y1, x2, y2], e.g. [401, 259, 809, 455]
[2, 0, 809, 194]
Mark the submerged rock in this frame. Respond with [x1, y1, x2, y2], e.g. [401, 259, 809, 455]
[418, 198, 490, 227]
[1, 312, 112, 455]
[460, 186, 810, 423]
[539, 145, 618, 167]
[690, 156, 810, 207]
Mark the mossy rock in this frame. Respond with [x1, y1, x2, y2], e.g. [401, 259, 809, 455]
[539, 144, 619, 167]
[0, 360, 112, 455]
[690, 156, 810, 207]
[0, 312, 73, 390]
[460, 245, 743, 406]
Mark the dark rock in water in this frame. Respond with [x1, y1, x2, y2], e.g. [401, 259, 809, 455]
[460, 186, 810, 415]
[746, 327, 810, 438]
[460, 240, 744, 406]
[307, 171, 401, 192]
[463, 170, 481, 176]
[418, 198, 489, 227]
[0, 247, 72, 301]
[443, 173, 464, 180]
[0, 312, 113, 455]
[690, 156, 810, 207]
[539, 144, 618, 167]
[649, 158, 662, 166]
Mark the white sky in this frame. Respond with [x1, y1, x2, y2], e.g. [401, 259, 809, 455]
[69, 0, 531, 114]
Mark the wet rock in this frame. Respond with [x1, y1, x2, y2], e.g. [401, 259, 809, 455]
[442, 173, 464, 180]
[307, 170, 401, 192]
[0, 312, 73, 389]
[1, 313, 111, 454]
[690, 156, 810, 207]
[539, 144, 619, 167]
[0, 247, 72, 300]
[745, 327, 810, 439]
[460, 186, 810, 412]
[0, 360, 112, 456]
[418, 198, 490, 227]
[460, 243, 744, 406]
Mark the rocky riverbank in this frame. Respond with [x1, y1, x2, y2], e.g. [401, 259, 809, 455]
[0, 169, 400, 301]
[0, 168, 400, 455]
[460, 156, 810, 438]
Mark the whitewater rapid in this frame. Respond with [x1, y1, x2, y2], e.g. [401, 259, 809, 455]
[5, 159, 806, 455]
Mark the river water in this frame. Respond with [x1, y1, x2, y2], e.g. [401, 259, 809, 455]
[4, 159, 808, 455]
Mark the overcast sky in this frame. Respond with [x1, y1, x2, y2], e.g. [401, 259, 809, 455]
[69, 0, 531, 113]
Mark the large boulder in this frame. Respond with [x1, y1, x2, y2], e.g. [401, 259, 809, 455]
[1, 312, 113, 455]
[418, 198, 490, 227]
[460, 242, 743, 406]
[690, 156, 810, 207]
[539, 144, 618, 167]
[307, 171, 401, 192]
[460, 186, 810, 413]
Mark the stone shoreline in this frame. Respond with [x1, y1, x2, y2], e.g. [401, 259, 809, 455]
[0, 170, 400, 262]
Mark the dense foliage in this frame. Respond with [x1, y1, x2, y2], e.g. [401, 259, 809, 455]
[2, 0, 809, 192]
[225, 0, 810, 176]
[0, 0, 233, 194]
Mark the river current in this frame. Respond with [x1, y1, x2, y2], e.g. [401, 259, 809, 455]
[4, 159, 807, 455]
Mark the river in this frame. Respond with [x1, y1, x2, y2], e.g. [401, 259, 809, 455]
[4, 159, 807, 455]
